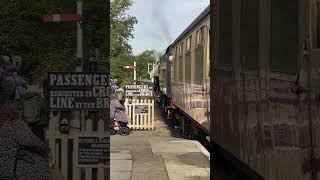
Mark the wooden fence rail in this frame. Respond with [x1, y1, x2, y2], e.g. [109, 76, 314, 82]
[45, 97, 154, 180]
[124, 98, 155, 130]
[46, 112, 108, 180]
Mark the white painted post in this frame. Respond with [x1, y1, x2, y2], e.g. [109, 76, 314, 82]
[72, 112, 80, 180]
[55, 141, 60, 172]
[152, 99, 155, 130]
[61, 137, 68, 178]
[85, 118, 93, 180]
[98, 119, 105, 180]
[48, 112, 56, 167]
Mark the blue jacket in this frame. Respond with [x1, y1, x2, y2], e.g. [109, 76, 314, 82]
[15, 75, 27, 100]
[4, 64, 17, 77]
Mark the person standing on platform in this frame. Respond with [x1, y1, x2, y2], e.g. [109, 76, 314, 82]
[0, 103, 50, 179]
[110, 94, 129, 135]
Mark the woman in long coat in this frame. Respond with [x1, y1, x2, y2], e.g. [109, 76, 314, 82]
[0, 103, 50, 180]
[110, 94, 128, 128]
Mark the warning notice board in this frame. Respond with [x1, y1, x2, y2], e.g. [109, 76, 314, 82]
[48, 72, 109, 111]
[125, 84, 153, 97]
[75, 135, 109, 168]
[134, 105, 149, 114]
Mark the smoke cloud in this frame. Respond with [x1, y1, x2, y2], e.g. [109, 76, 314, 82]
[151, 0, 173, 44]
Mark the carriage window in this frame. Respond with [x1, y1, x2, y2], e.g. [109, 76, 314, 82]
[219, 0, 232, 66]
[271, 0, 298, 73]
[312, 0, 320, 48]
[195, 46, 204, 85]
[186, 36, 192, 52]
[185, 52, 191, 83]
[173, 48, 178, 82]
[179, 56, 183, 82]
[185, 36, 192, 83]
[241, 0, 258, 70]
[178, 43, 184, 82]
[196, 30, 199, 45]
[170, 56, 174, 83]
[177, 44, 181, 56]
[196, 27, 204, 46]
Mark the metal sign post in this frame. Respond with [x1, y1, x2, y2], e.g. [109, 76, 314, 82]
[43, 14, 81, 22]
[76, 0, 83, 72]
[42, 0, 83, 72]
[134, 61, 137, 84]
[123, 62, 137, 84]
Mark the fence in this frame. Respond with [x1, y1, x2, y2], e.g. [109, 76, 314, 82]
[124, 98, 155, 130]
[46, 111, 108, 180]
[45, 98, 154, 179]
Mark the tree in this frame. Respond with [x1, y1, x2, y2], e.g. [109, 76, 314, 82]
[110, 0, 137, 59]
[83, 0, 109, 70]
[111, 50, 160, 87]
[134, 50, 159, 79]
[0, 0, 77, 84]
[110, 0, 137, 86]
[0, 0, 111, 84]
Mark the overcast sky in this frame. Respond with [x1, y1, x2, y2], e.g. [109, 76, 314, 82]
[127, 0, 210, 55]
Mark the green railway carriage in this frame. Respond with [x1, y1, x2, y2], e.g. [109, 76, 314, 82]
[210, 0, 320, 179]
[154, 6, 211, 139]
[155, 0, 320, 178]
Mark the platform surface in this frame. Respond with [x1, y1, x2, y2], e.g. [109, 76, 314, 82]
[111, 136, 210, 180]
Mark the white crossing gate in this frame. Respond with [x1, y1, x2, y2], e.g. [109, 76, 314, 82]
[46, 111, 109, 180]
[124, 98, 155, 130]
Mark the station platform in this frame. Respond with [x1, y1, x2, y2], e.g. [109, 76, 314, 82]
[110, 136, 210, 180]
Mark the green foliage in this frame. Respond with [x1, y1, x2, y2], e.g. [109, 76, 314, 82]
[83, 0, 109, 60]
[111, 55, 134, 87]
[0, 0, 109, 84]
[111, 50, 160, 87]
[134, 50, 159, 79]
[0, 0, 77, 84]
[110, 0, 137, 58]
[110, 0, 137, 86]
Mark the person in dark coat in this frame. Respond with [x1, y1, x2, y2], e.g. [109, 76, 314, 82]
[0, 55, 5, 68]
[110, 94, 128, 128]
[0, 67, 15, 104]
[14, 55, 23, 75]
[3, 56, 17, 77]
[14, 72, 28, 112]
[23, 91, 48, 141]
[0, 103, 50, 180]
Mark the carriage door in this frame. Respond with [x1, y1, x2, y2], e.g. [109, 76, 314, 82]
[309, 0, 320, 178]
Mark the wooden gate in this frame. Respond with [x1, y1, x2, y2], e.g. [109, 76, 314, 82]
[124, 98, 155, 130]
[46, 111, 108, 180]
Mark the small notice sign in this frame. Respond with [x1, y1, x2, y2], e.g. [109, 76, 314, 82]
[75, 135, 109, 168]
[134, 105, 149, 114]
[125, 84, 153, 97]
